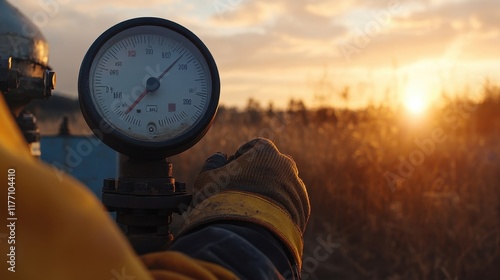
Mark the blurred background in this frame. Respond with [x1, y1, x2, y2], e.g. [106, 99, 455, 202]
[9, 0, 500, 279]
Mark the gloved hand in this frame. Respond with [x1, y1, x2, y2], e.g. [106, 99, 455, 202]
[178, 138, 311, 270]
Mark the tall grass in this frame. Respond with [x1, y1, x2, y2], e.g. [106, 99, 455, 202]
[170, 86, 500, 279]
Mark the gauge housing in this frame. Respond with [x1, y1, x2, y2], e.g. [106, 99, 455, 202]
[78, 17, 220, 159]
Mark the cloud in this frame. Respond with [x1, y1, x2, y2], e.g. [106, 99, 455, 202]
[204, 0, 348, 70]
[4, 0, 499, 107]
[333, 0, 500, 65]
[210, 1, 285, 27]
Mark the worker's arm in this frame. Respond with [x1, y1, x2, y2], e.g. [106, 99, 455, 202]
[0, 96, 152, 280]
[169, 221, 298, 279]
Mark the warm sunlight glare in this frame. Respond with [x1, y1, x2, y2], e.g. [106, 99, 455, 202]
[403, 83, 429, 115]
[405, 95, 427, 115]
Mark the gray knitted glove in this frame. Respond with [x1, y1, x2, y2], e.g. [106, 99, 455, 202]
[179, 138, 311, 269]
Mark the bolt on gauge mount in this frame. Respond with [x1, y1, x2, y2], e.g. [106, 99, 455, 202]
[78, 17, 220, 254]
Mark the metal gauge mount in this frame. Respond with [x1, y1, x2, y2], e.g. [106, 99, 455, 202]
[78, 17, 220, 159]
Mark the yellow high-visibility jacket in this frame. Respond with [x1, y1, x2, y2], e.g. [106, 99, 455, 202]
[0, 95, 237, 280]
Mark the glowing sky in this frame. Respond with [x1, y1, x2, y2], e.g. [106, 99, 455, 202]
[8, 0, 500, 108]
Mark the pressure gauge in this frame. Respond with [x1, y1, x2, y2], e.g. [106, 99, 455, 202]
[78, 17, 219, 159]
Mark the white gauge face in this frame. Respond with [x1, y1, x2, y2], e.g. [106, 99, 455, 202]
[88, 26, 212, 142]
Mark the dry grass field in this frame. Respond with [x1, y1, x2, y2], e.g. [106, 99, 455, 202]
[37, 85, 500, 279]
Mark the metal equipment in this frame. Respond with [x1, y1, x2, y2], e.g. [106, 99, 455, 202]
[0, 0, 56, 108]
[0, 0, 56, 157]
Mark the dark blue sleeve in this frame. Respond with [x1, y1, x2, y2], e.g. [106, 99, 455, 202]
[170, 222, 300, 280]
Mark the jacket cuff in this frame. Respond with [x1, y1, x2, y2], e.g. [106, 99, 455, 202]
[178, 190, 304, 270]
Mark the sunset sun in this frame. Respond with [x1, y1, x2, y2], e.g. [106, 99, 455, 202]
[403, 82, 429, 115]
[404, 94, 427, 115]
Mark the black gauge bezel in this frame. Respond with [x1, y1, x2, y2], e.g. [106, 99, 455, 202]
[78, 17, 220, 159]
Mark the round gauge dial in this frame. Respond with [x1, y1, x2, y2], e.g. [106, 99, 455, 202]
[78, 18, 220, 159]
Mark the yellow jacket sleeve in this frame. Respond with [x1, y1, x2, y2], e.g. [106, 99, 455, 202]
[0, 96, 153, 280]
[0, 96, 237, 280]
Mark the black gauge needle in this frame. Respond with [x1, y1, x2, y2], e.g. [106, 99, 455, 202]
[125, 53, 185, 114]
